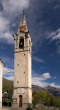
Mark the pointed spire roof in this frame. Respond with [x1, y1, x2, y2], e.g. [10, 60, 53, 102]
[18, 11, 28, 32]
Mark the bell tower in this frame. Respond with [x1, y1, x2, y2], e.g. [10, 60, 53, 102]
[12, 11, 32, 110]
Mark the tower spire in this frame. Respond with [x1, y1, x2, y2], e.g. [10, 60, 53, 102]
[18, 11, 28, 32]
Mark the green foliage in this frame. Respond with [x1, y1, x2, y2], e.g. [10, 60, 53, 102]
[33, 90, 60, 107]
[53, 96, 60, 107]
[3, 78, 13, 99]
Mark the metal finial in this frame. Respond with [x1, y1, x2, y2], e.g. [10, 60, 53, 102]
[23, 10, 24, 16]
[22, 10, 25, 20]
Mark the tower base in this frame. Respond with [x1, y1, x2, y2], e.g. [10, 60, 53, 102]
[12, 103, 30, 110]
[12, 87, 32, 110]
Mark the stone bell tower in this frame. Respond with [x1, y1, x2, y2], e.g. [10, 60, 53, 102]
[12, 11, 32, 110]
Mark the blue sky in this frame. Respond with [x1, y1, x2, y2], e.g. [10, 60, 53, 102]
[0, 0, 60, 88]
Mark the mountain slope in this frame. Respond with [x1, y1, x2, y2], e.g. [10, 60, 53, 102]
[46, 86, 60, 97]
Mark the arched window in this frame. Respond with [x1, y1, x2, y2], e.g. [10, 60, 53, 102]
[19, 38, 24, 49]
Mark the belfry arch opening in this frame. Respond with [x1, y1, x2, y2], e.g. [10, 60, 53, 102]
[19, 38, 24, 49]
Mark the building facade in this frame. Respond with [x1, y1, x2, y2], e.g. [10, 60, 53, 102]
[0, 60, 4, 108]
[12, 12, 32, 110]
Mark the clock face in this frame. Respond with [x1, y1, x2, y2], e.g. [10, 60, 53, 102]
[19, 38, 24, 49]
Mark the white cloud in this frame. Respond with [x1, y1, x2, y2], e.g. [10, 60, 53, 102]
[46, 28, 60, 54]
[32, 72, 60, 88]
[0, 32, 14, 44]
[3, 67, 14, 81]
[32, 72, 51, 88]
[33, 56, 45, 63]
[5, 76, 14, 81]
[1, 57, 13, 68]
[3, 67, 14, 75]
[0, 13, 13, 44]
[42, 73, 51, 80]
[0, 13, 9, 32]
[32, 79, 49, 88]
[47, 28, 60, 41]
[50, 83, 60, 89]
[0, 0, 30, 44]
[2, 0, 30, 14]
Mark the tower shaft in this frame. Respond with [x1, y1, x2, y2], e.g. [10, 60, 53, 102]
[12, 12, 32, 110]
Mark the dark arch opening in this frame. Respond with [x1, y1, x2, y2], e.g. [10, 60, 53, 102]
[19, 95, 22, 107]
[19, 38, 24, 49]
